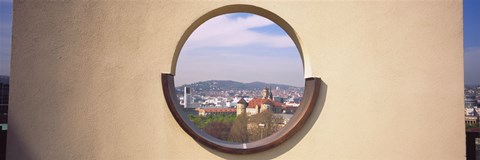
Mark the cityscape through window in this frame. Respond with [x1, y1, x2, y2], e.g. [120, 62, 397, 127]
[174, 13, 304, 143]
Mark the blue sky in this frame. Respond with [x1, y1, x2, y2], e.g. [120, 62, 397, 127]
[464, 0, 480, 85]
[0, 1, 479, 86]
[0, 0, 12, 76]
[175, 13, 304, 87]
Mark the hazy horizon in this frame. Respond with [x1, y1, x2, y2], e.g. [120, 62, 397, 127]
[174, 79, 305, 88]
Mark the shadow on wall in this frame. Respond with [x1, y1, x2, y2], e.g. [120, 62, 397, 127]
[201, 80, 328, 159]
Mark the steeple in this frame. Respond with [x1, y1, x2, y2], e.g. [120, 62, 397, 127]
[268, 87, 273, 100]
[261, 87, 269, 99]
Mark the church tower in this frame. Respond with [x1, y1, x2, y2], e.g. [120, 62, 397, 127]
[261, 87, 269, 99]
[268, 87, 273, 100]
[236, 98, 247, 116]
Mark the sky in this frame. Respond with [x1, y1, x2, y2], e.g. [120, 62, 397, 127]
[464, 0, 480, 85]
[0, 0, 12, 76]
[0, 1, 479, 86]
[175, 13, 304, 87]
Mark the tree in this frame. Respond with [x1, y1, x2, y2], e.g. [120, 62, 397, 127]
[188, 114, 237, 141]
[247, 110, 284, 142]
[466, 123, 480, 129]
[188, 114, 236, 130]
[228, 112, 249, 143]
[203, 121, 232, 141]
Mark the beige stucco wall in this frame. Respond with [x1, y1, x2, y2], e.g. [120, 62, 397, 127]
[7, 1, 464, 159]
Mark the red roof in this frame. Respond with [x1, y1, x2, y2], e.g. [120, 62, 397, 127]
[247, 98, 284, 108]
[237, 98, 248, 105]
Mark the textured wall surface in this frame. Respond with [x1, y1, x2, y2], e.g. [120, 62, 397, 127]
[8, 1, 464, 159]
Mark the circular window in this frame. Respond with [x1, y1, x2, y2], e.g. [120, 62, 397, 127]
[162, 4, 321, 154]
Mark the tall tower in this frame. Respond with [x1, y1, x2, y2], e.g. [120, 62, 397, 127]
[268, 87, 273, 100]
[184, 86, 191, 108]
[261, 87, 269, 99]
[236, 98, 247, 116]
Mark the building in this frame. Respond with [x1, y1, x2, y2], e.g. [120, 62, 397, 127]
[236, 87, 284, 116]
[0, 76, 8, 105]
[466, 116, 478, 125]
[0, 76, 8, 160]
[0, 76, 8, 124]
[236, 98, 248, 116]
[272, 96, 283, 103]
[465, 95, 478, 108]
[7, 2, 464, 159]
[184, 86, 191, 108]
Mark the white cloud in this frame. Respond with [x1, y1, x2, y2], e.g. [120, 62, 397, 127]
[175, 13, 304, 87]
[183, 14, 295, 50]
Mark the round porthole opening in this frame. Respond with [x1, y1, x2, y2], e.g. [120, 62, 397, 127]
[162, 4, 321, 154]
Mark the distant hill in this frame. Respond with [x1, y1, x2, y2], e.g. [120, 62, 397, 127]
[176, 80, 303, 92]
